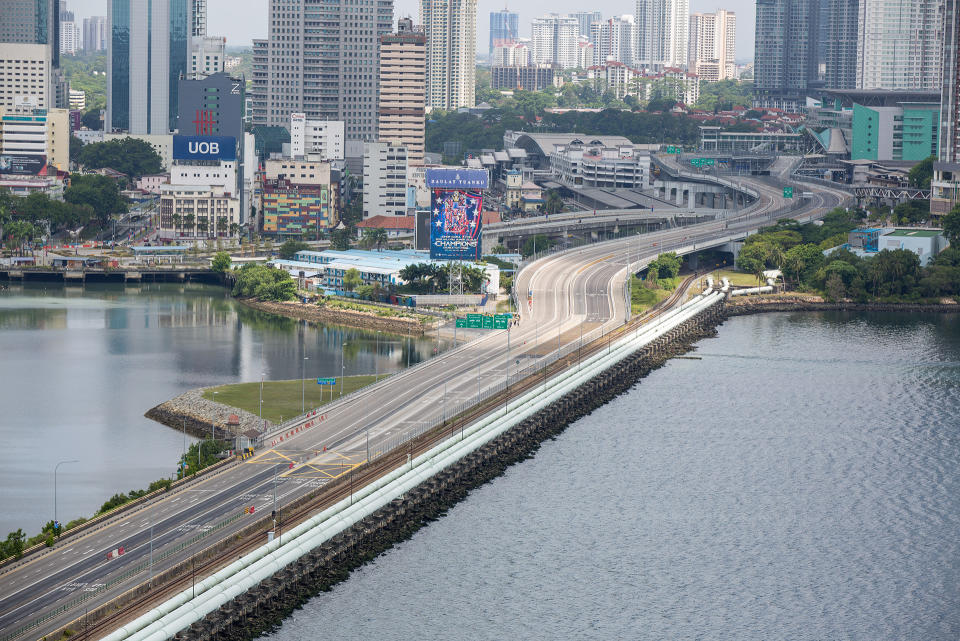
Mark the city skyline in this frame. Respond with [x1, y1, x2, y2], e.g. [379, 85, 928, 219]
[64, 0, 757, 62]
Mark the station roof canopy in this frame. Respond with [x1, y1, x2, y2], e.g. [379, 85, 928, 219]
[510, 133, 633, 159]
[132, 245, 190, 254]
[820, 88, 940, 107]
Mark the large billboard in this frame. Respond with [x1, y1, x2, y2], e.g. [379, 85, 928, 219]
[424, 168, 489, 190]
[430, 188, 483, 260]
[172, 135, 237, 161]
[0, 154, 47, 175]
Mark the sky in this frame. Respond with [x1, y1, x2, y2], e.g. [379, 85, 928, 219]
[67, 0, 755, 62]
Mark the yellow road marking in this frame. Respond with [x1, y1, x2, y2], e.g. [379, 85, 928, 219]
[575, 253, 615, 275]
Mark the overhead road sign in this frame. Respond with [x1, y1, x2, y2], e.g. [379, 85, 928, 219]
[316, 378, 336, 385]
[783, 187, 794, 198]
[467, 314, 483, 329]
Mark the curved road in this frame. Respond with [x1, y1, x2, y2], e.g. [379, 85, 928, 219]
[0, 160, 852, 641]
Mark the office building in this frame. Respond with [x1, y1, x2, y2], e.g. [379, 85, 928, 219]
[857, 0, 942, 91]
[572, 11, 602, 44]
[0, 43, 51, 111]
[688, 10, 735, 81]
[0, 106, 70, 173]
[107, 0, 191, 135]
[492, 65, 556, 92]
[363, 141, 408, 218]
[753, 0, 819, 110]
[289, 113, 345, 161]
[421, 0, 477, 110]
[824, 0, 857, 89]
[550, 142, 650, 189]
[158, 184, 240, 239]
[83, 16, 106, 52]
[531, 14, 580, 69]
[591, 16, 635, 67]
[0, 0, 66, 109]
[191, 0, 206, 36]
[189, 36, 225, 79]
[379, 21, 427, 165]
[932, 0, 960, 215]
[261, 158, 340, 237]
[489, 8, 519, 55]
[249, 0, 392, 140]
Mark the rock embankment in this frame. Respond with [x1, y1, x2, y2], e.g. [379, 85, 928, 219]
[145, 387, 270, 440]
[240, 298, 430, 336]
[726, 293, 959, 315]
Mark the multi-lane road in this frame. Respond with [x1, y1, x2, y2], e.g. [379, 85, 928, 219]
[0, 160, 852, 641]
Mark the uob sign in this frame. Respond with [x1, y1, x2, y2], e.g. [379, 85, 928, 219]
[173, 135, 236, 161]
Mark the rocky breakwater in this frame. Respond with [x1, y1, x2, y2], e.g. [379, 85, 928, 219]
[145, 387, 270, 440]
[240, 298, 431, 336]
[726, 292, 960, 315]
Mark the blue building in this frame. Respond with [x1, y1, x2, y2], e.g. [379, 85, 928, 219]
[107, 0, 191, 134]
[489, 9, 519, 55]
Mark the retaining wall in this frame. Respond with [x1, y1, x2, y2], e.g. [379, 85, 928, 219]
[172, 303, 724, 641]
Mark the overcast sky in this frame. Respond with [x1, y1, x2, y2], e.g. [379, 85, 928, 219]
[67, 0, 755, 62]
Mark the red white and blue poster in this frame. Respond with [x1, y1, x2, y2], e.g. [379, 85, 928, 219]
[430, 188, 483, 260]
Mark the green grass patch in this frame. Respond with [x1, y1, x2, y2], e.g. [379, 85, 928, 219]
[630, 276, 680, 314]
[203, 375, 380, 423]
[321, 298, 429, 321]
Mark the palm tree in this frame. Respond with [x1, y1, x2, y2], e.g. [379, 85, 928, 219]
[545, 190, 563, 214]
[171, 214, 182, 237]
[371, 227, 388, 252]
[229, 222, 239, 238]
[197, 218, 209, 238]
[183, 213, 195, 238]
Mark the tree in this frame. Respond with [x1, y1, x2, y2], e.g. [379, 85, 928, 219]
[69, 135, 84, 163]
[544, 190, 563, 214]
[330, 227, 352, 251]
[76, 137, 163, 177]
[183, 213, 195, 237]
[521, 234, 554, 258]
[278, 240, 310, 259]
[369, 227, 388, 251]
[231, 264, 297, 301]
[211, 251, 231, 272]
[343, 268, 362, 292]
[63, 174, 128, 225]
[782, 243, 825, 287]
[908, 155, 935, 189]
[942, 205, 960, 245]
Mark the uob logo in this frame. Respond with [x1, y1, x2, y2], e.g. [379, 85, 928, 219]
[188, 141, 220, 155]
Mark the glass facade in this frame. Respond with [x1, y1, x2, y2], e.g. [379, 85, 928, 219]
[110, 0, 130, 131]
[489, 10, 518, 55]
[169, 0, 189, 132]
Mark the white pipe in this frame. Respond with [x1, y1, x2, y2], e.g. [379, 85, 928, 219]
[729, 285, 774, 296]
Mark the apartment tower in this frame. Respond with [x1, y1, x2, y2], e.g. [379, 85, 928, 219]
[421, 0, 477, 110]
[688, 10, 735, 81]
[379, 18, 427, 164]
[856, 0, 942, 91]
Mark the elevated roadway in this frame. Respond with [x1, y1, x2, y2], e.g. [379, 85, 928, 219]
[0, 157, 852, 641]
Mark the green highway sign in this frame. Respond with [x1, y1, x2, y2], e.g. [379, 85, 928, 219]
[455, 318, 467, 328]
[691, 158, 715, 168]
[665, 145, 681, 154]
[467, 313, 483, 329]
[704, 158, 715, 166]
[316, 377, 336, 385]
[493, 314, 510, 329]
[783, 186, 794, 198]
[482, 315, 494, 329]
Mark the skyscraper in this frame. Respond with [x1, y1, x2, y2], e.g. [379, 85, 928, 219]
[591, 16, 636, 67]
[421, 0, 477, 111]
[856, 0, 942, 91]
[637, 0, 689, 69]
[379, 19, 427, 164]
[824, 0, 857, 89]
[688, 10, 736, 81]
[489, 8, 518, 55]
[571, 11, 602, 44]
[753, 0, 819, 110]
[0, 0, 65, 108]
[931, 0, 960, 215]
[83, 16, 107, 52]
[249, 0, 393, 140]
[531, 14, 580, 69]
[107, 0, 191, 134]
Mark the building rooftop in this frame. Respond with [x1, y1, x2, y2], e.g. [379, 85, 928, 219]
[884, 229, 942, 238]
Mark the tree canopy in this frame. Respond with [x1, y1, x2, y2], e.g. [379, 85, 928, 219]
[231, 264, 297, 301]
[76, 137, 163, 177]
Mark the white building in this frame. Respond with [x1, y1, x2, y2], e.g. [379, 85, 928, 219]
[363, 141, 409, 218]
[0, 43, 51, 112]
[637, 0, 689, 69]
[531, 14, 580, 69]
[550, 143, 650, 189]
[60, 21, 82, 56]
[169, 160, 237, 193]
[587, 62, 645, 99]
[158, 184, 240, 239]
[68, 89, 86, 110]
[422, 0, 477, 111]
[493, 42, 531, 67]
[74, 128, 104, 145]
[289, 113, 345, 161]
[189, 36, 225, 79]
[576, 39, 595, 70]
[688, 10, 735, 81]
[0, 107, 70, 172]
[649, 68, 700, 105]
[591, 16, 636, 67]
[857, 0, 942, 91]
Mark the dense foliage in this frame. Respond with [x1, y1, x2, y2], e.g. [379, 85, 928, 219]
[61, 53, 107, 111]
[76, 137, 163, 177]
[211, 251, 232, 272]
[398, 262, 488, 294]
[232, 264, 297, 301]
[692, 79, 754, 112]
[278, 240, 310, 259]
[0, 178, 127, 244]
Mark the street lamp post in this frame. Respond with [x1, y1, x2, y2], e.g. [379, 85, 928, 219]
[301, 356, 309, 413]
[375, 331, 381, 382]
[211, 391, 218, 442]
[259, 372, 265, 429]
[340, 342, 348, 397]
[54, 459, 78, 535]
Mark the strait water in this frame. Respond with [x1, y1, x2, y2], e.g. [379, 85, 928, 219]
[260, 311, 960, 640]
[0, 282, 444, 537]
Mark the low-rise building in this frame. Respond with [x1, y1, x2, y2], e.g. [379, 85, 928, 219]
[550, 143, 650, 189]
[0, 107, 70, 173]
[841, 227, 949, 266]
[289, 113, 345, 161]
[158, 184, 240, 240]
[136, 173, 169, 194]
[355, 215, 416, 239]
[519, 181, 544, 212]
[504, 170, 523, 209]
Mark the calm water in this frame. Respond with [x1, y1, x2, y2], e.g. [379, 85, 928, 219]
[260, 311, 960, 640]
[0, 282, 444, 536]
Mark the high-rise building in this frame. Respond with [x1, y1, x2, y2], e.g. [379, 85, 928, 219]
[753, 0, 819, 110]
[60, 20, 80, 55]
[421, 0, 477, 111]
[643, 0, 689, 69]
[249, 0, 392, 140]
[290, 113, 345, 160]
[932, 0, 960, 215]
[363, 141, 408, 218]
[489, 8, 519, 55]
[191, 0, 206, 37]
[856, 0, 942, 91]
[190, 36, 225, 79]
[591, 16, 635, 67]
[0, 106, 70, 171]
[107, 0, 191, 134]
[571, 11, 602, 44]
[493, 41, 530, 66]
[688, 10, 735, 81]
[83, 16, 107, 52]
[0, 43, 51, 111]
[824, 0, 857, 89]
[379, 19, 427, 165]
[531, 14, 580, 69]
[492, 65, 555, 92]
[0, 0, 65, 109]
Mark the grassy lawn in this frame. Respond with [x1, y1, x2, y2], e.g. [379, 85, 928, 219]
[203, 375, 380, 424]
[688, 269, 765, 296]
[631, 276, 680, 315]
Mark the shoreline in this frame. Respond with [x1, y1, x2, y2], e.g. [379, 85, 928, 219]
[238, 298, 431, 336]
[145, 387, 271, 441]
[725, 293, 960, 316]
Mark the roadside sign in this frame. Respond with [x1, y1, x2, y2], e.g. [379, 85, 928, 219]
[482, 315, 494, 329]
[316, 377, 336, 385]
[665, 145, 680, 154]
[467, 313, 483, 329]
[455, 318, 467, 328]
[703, 158, 715, 166]
[493, 314, 509, 329]
[783, 186, 794, 198]
[691, 158, 702, 167]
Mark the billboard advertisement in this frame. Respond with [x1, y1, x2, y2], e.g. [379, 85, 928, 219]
[0, 154, 47, 175]
[429, 188, 483, 260]
[424, 168, 489, 190]
[172, 135, 237, 161]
